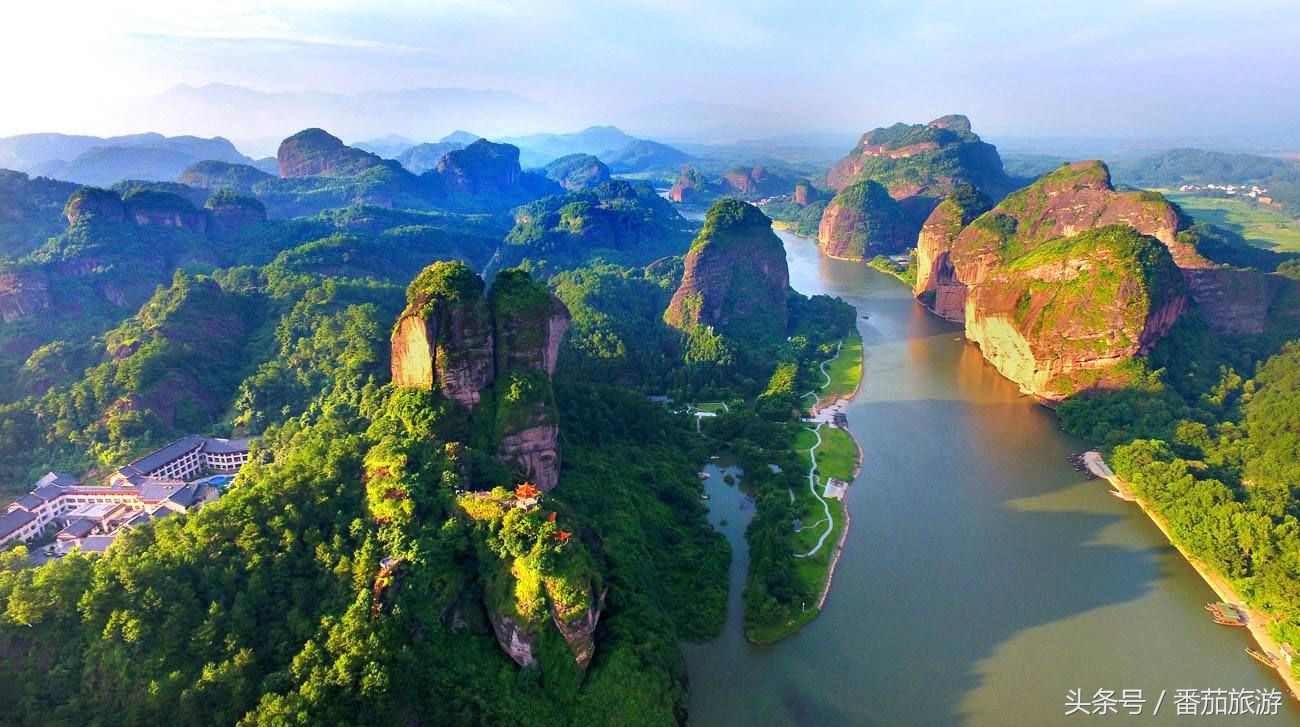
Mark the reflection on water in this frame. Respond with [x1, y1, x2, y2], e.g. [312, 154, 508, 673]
[681, 229, 1299, 726]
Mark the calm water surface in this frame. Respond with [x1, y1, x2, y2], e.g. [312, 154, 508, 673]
[681, 229, 1299, 725]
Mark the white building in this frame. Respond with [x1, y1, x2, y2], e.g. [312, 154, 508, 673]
[2, 436, 254, 548]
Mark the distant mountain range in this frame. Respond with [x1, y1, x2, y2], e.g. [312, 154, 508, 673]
[0, 132, 273, 187]
[119, 84, 566, 156]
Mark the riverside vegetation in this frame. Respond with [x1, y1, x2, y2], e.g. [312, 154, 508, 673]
[7, 106, 1300, 719]
[0, 124, 862, 723]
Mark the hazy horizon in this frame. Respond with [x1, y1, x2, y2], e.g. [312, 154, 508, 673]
[2, 1, 1299, 150]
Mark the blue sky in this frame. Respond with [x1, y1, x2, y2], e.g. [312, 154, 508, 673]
[2, 0, 1298, 143]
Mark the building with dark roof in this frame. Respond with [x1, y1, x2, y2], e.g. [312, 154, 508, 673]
[0, 509, 38, 544]
[111, 435, 255, 485]
[3, 436, 255, 548]
[56, 517, 98, 541]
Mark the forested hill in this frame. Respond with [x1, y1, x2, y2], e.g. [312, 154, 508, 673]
[0, 116, 868, 723]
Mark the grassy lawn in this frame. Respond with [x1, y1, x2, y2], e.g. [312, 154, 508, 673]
[1160, 189, 1300, 252]
[747, 605, 820, 644]
[748, 488, 843, 644]
[693, 401, 729, 414]
[822, 330, 863, 401]
[746, 425, 854, 643]
[815, 427, 857, 481]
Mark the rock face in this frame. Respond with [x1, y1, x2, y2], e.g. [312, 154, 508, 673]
[277, 128, 386, 178]
[665, 198, 789, 344]
[490, 270, 570, 491]
[0, 269, 51, 323]
[1182, 267, 1281, 335]
[825, 114, 1014, 225]
[552, 587, 605, 670]
[793, 179, 818, 206]
[487, 610, 538, 668]
[961, 226, 1187, 401]
[669, 165, 794, 204]
[391, 261, 496, 410]
[543, 153, 611, 191]
[817, 179, 916, 258]
[914, 185, 993, 320]
[926, 161, 1199, 325]
[912, 161, 1213, 401]
[205, 193, 267, 233]
[122, 190, 207, 233]
[436, 139, 523, 195]
[390, 264, 569, 490]
[395, 141, 464, 174]
[719, 166, 794, 198]
[668, 164, 712, 204]
[64, 187, 125, 225]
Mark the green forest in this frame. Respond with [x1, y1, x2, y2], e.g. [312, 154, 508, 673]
[1059, 312, 1300, 675]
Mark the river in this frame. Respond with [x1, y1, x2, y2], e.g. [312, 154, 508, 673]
[680, 228, 1300, 725]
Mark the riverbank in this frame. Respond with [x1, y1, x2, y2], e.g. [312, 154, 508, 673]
[748, 334, 866, 644]
[1084, 450, 1300, 701]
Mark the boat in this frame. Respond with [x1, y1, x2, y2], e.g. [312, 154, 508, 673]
[1246, 648, 1278, 667]
[1206, 602, 1247, 626]
[1109, 489, 1136, 502]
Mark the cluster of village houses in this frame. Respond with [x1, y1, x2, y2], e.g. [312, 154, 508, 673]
[1178, 183, 1277, 205]
[0, 435, 255, 555]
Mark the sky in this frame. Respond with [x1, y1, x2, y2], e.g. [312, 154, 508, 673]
[2, 0, 1299, 146]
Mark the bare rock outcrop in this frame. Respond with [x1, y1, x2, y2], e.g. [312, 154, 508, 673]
[390, 261, 495, 410]
[553, 587, 606, 670]
[277, 128, 386, 178]
[817, 179, 916, 259]
[487, 610, 538, 668]
[435, 139, 523, 195]
[961, 225, 1187, 402]
[122, 190, 207, 233]
[825, 114, 1014, 224]
[914, 186, 993, 320]
[390, 263, 569, 490]
[205, 193, 267, 234]
[489, 270, 570, 490]
[668, 164, 712, 204]
[665, 198, 789, 344]
[64, 187, 125, 225]
[0, 268, 50, 323]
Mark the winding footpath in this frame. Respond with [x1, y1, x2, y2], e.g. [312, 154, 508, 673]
[794, 424, 834, 558]
[793, 339, 853, 559]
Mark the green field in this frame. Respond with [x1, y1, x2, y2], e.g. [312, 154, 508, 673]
[693, 401, 729, 414]
[1160, 189, 1300, 252]
[822, 331, 864, 401]
[795, 426, 857, 483]
[747, 425, 856, 643]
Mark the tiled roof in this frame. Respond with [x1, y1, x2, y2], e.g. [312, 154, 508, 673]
[0, 509, 36, 538]
[33, 483, 68, 500]
[58, 518, 97, 539]
[78, 535, 116, 553]
[201, 437, 254, 454]
[166, 484, 202, 508]
[125, 435, 206, 475]
[15, 494, 43, 510]
[139, 481, 186, 503]
[35, 472, 77, 488]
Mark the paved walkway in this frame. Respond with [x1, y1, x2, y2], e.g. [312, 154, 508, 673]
[792, 341, 849, 559]
[794, 424, 834, 558]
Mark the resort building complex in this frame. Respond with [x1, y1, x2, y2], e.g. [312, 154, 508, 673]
[1, 436, 256, 552]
